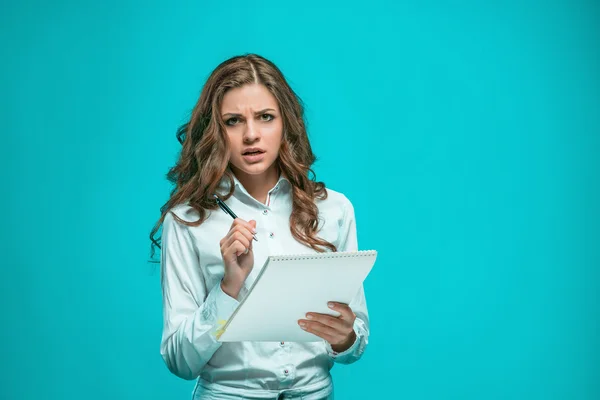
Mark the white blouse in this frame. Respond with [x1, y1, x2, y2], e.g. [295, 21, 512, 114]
[159, 172, 370, 398]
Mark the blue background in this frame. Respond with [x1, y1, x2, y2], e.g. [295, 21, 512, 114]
[1, 1, 598, 399]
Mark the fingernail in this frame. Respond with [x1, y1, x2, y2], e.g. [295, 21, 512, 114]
[252, 228, 257, 234]
[298, 321, 306, 327]
[328, 303, 335, 309]
[306, 314, 313, 319]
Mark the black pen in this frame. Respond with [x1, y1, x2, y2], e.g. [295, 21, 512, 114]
[213, 194, 258, 241]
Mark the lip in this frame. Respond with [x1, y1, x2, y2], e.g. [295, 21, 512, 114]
[242, 147, 266, 155]
[242, 152, 266, 163]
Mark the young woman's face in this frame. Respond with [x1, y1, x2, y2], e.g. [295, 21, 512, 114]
[221, 83, 283, 178]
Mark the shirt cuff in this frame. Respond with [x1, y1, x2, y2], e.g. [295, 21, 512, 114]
[214, 281, 240, 315]
[204, 281, 240, 340]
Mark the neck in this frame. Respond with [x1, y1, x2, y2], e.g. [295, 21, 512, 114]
[230, 164, 280, 204]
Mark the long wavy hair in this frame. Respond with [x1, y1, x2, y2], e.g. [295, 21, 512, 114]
[148, 53, 337, 263]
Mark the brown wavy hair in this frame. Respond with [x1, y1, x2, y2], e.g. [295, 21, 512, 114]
[148, 53, 337, 263]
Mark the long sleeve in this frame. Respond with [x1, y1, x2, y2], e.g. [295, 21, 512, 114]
[324, 196, 370, 364]
[159, 210, 240, 380]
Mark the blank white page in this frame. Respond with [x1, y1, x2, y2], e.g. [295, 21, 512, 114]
[218, 250, 377, 342]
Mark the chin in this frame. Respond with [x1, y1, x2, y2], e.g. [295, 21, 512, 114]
[232, 162, 263, 173]
[232, 160, 276, 176]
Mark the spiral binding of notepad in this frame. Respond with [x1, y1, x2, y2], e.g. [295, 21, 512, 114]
[269, 250, 377, 262]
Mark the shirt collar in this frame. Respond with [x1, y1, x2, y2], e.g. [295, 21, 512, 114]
[217, 169, 291, 199]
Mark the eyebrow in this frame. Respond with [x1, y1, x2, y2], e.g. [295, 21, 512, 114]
[221, 108, 276, 117]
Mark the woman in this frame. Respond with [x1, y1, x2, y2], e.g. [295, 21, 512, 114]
[149, 54, 369, 400]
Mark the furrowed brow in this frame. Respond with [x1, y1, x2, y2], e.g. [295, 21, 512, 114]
[222, 108, 276, 117]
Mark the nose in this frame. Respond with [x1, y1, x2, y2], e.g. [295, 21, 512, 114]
[243, 119, 260, 142]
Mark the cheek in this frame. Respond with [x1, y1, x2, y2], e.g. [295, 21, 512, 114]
[226, 133, 240, 152]
[265, 124, 283, 147]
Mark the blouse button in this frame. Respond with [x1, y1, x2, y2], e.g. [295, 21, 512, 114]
[280, 341, 285, 346]
[269, 232, 274, 239]
[263, 209, 268, 215]
[284, 369, 289, 375]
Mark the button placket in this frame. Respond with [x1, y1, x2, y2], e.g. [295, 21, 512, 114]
[266, 181, 281, 207]
[281, 364, 295, 380]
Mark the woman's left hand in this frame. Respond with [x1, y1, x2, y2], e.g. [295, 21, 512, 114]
[298, 302, 357, 353]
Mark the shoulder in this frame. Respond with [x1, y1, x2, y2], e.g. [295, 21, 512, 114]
[312, 186, 356, 246]
[164, 202, 202, 225]
[318, 186, 354, 212]
[315, 186, 355, 226]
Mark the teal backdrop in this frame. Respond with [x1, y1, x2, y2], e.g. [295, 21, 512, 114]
[1, 1, 598, 399]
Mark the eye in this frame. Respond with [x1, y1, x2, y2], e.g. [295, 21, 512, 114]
[225, 117, 240, 126]
[260, 113, 274, 122]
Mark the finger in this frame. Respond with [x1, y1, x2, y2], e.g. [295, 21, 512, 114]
[230, 218, 257, 236]
[297, 323, 331, 342]
[223, 231, 250, 253]
[327, 302, 356, 321]
[221, 236, 251, 259]
[304, 312, 346, 331]
[245, 220, 257, 244]
[225, 241, 248, 260]
[299, 320, 341, 343]
[302, 327, 336, 344]
[246, 223, 255, 250]
[225, 224, 255, 245]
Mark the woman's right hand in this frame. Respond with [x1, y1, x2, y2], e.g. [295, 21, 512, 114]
[219, 218, 257, 299]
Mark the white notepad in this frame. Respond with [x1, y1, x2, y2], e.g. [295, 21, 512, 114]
[217, 250, 377, 342]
